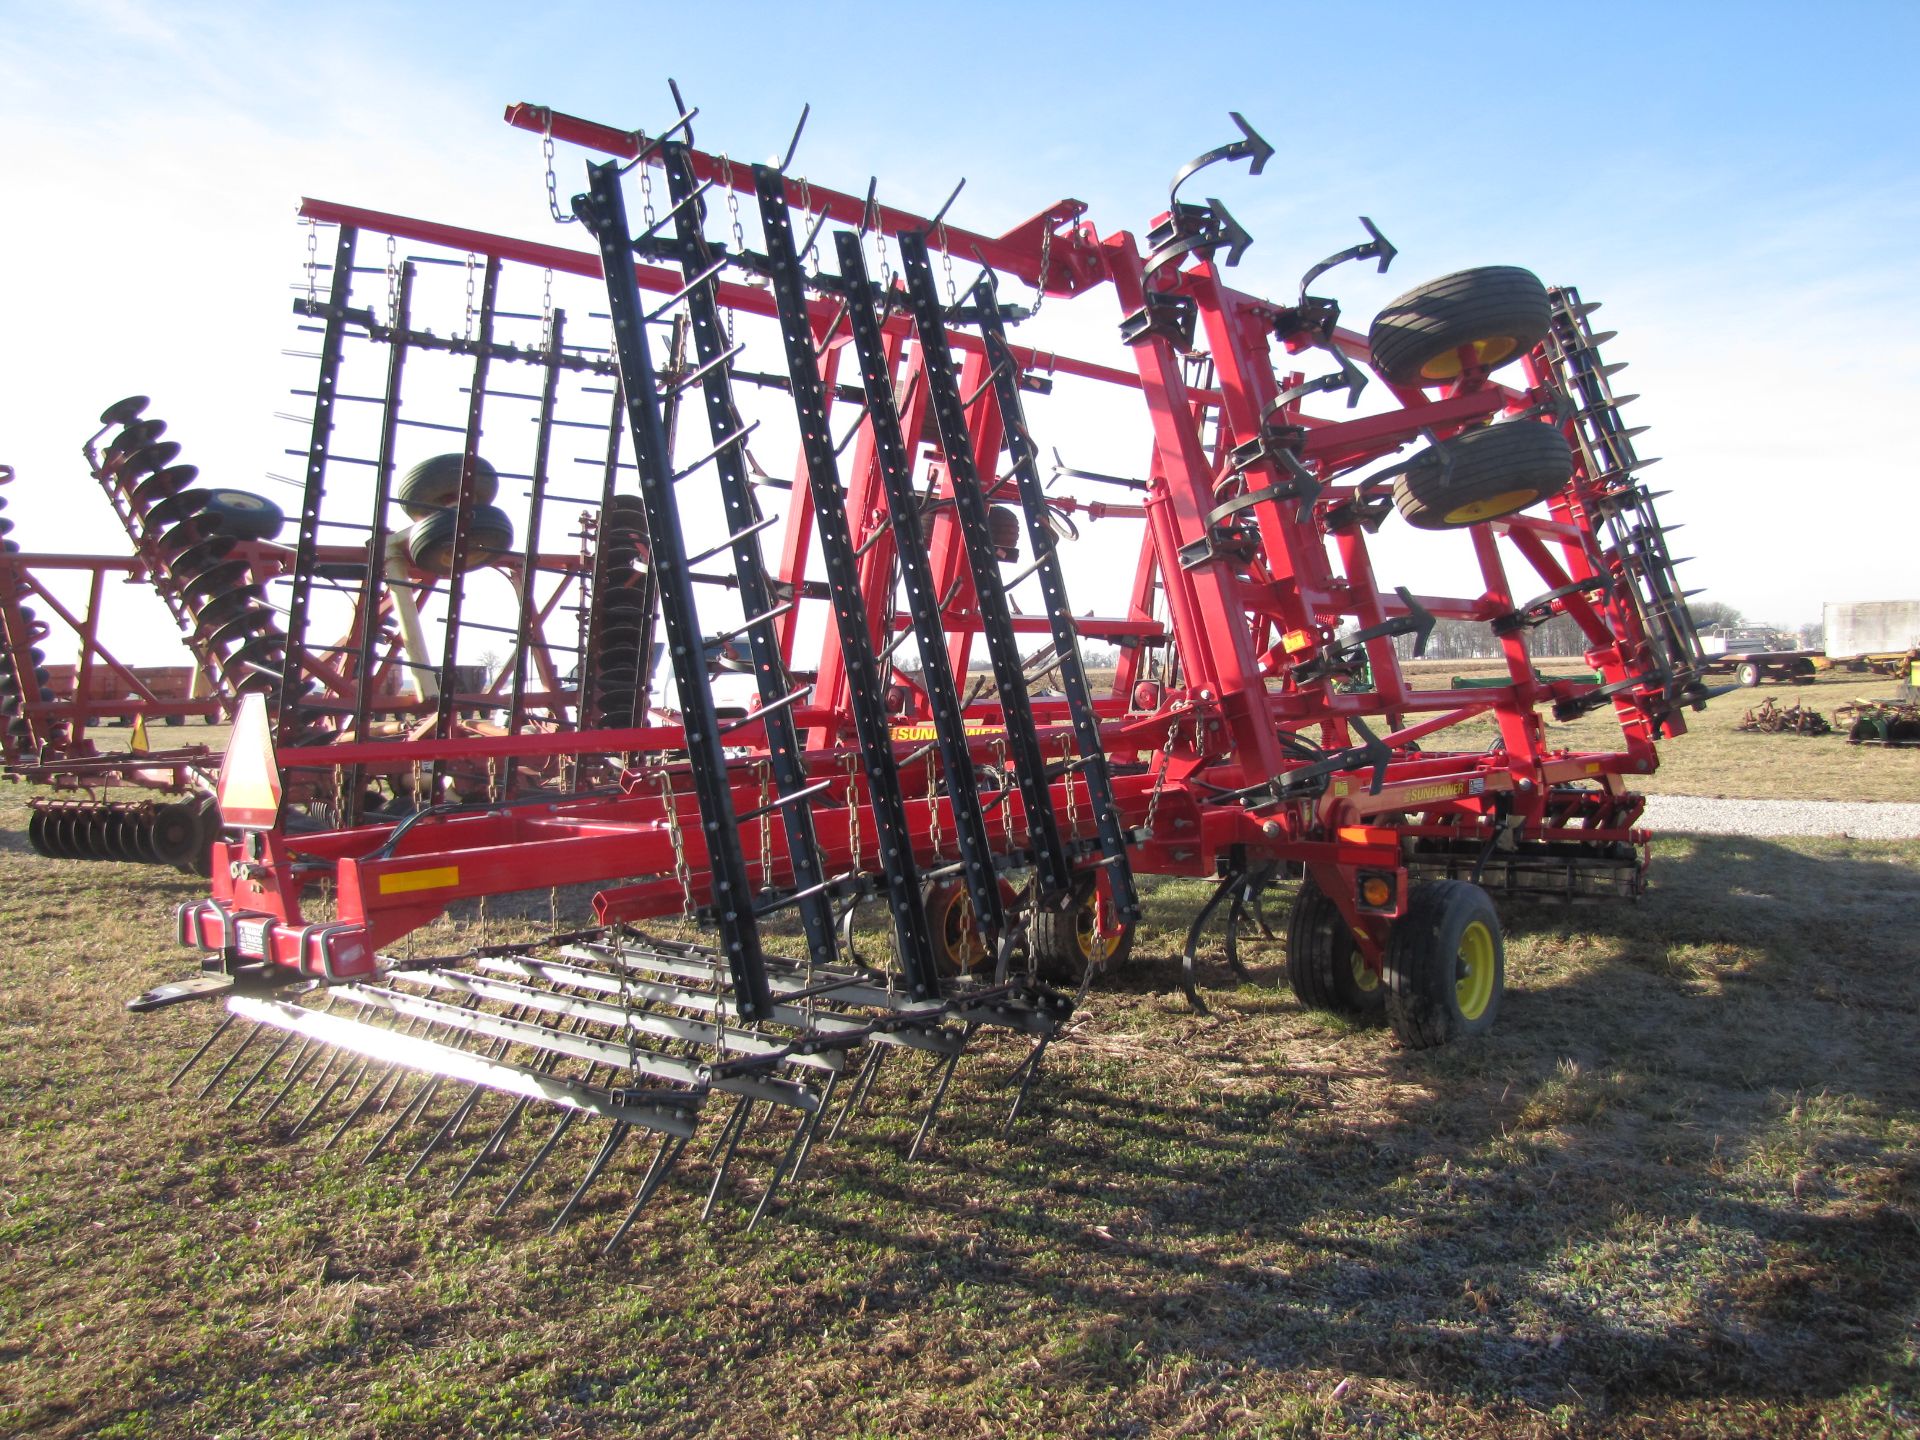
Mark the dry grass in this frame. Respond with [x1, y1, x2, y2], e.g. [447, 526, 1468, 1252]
[2, 765, 1918, 1437]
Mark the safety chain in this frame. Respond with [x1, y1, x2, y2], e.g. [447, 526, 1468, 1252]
[1028, 221, 1055, 321]
[303, 219, 319, 305]
[1140, 718, 1181, 840]
[936, 222, 957, 307]
[844, 758, 862, 872]
[659, 767, 696, 921]
[541, 114, 576, 224]
[463, 252, 478, 340]
[756, 761, 773, 889]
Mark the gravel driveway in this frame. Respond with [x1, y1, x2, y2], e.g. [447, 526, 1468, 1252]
[1640, 795, 1920, 840]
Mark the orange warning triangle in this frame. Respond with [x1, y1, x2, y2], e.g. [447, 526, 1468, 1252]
[129, 714, 151, 753]
[216, 693, 283, 830]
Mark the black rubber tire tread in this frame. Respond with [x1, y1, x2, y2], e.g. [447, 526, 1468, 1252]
[396, 453, 500, 521]
[1367, 266, 1551, 387]
[199, 489, 285, 541]
[1030, 894, 1136, 983]
[405, 505, 516, 575]
[1383, 880, 1505, 1049]
[1284, 875, 1386, 1018]
[1394, 421, 1572, 531]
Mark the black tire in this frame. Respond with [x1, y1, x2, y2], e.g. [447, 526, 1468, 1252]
[1382, 880, 1505, 1049]
[1030, 889, 1135, 983]
[198, 489, 285, 541]
[1284, 875, 1385, 1018]
[405, 505, 516, 576]
[1393, 421, 1572, 531]
[396, 453, 500, 521]
[1736, 661, 1761, 687]
[1367, 265, 1551, 387]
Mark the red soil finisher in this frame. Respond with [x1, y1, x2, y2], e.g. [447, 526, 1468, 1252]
[141, 95, 1709, 1244]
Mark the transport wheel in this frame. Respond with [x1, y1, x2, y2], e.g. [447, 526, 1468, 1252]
[1284, 874, 1385, 1019]
[1367, 265, 1551, 387]
[405, 505, 516, 576]
[1383, 880, 1505, 1048]
[1030, 888, 1135, 982]
[1393, 421, 1572, 531]
[923, 878, 989, 977]
[396, 453, 500, 521]
[1736, 661, 1761, 687]
[199, 489, 285, 541]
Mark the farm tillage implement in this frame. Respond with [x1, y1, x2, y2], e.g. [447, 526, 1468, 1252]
[119, 92, 1710, 1246]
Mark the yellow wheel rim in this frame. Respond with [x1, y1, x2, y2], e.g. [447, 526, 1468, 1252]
[938, 889, 985, 972]
[1419, 336, 1520, 381]
[1350, 950, 1380, 993]
[1076, 901, 1121, 963]
[1443, 488, 1537, 525]
[1455, 920, 1496, 1020]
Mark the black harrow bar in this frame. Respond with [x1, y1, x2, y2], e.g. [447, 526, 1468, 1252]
[577, 158, 776, 1020]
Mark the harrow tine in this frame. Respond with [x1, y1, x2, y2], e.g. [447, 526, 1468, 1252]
[906, 1041, 966, 1163]
[497, 1107, 580, 1214]
[547, 1120, 630, 1234]
[450, 1095, 530, 1198]
[257, 1035, 328, 1124]
[323, 1016, 426, 1148]
[226, 1029, 298, 1111]
[169, 1012, 236, 1088]
[1004, 1034, 1054, 1137]
[287, 1050, 365, 1139]
[604, 1131, 689, 1255]
[701, 1096, 754, 1221]
[191, 1021, 263, 1101]
[363, 1073, 444, 1164]
[827, 1043, 887, 1143]
[789, 1068, 839, 1186]
[745, 1110, 813, 1233]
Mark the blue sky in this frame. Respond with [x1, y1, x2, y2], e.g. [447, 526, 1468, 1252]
[3, 0, 1916, 667]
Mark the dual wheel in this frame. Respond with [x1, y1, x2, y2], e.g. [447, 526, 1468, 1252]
[1285, 875, 1504, 1048]
[1366, 265, 1573, 530]
[922, 878, 1134, 982]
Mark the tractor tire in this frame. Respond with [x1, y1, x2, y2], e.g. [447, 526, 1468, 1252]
[1030, 889, 1135, 983]
[1393, 421, 1572, 531]
[405, 505, 516, 576]
[1284, 875, 1385, 1019]
[1383, 880, 1505, 1049]
[1736, 661, 1761, 687]
[199, 489, 285, 541]
[396, 453, 500, 521]
[1367, 265, 1551, 387]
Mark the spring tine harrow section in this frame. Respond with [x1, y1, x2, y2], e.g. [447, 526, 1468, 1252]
[578, 157, 776, 1019]
[754, 164, 943, 1001]
[895, 231, 1074, 904]
[968, 268, 1139, 921]
[831, 232, 1009, 956]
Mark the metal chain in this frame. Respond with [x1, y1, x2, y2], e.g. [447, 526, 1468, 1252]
[660, 767, 696, 922]
[1027, 222, 1055, 322]
[540, 266, 555, 351]
[463, 252, 477, 340]
[303, 219, 319, 305]
[936, 222, 957, 307]
[757, 761, 773, 889]
[845, 759, 862, 872]
[797, 177, 819, 275]
[993, 739, 1014, 849]
[541, 113, 576, 224]
[721, 155, 744, 342]
[1141, 718, 1180, 840]
[926, 763, 943, 859]
[385, 235, 400, 326]
[640, 168, 656, 229]
[1063, 742, 1080, 837]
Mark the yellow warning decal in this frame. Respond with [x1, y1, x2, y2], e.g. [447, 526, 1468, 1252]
[378, 866, 461, 896]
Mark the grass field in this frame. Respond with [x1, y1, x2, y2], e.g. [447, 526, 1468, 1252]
[2, 680, 1918, 1438]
